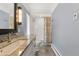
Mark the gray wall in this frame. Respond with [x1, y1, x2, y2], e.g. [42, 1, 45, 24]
[30, 17, 35, 40]
[52, 3, 79, 56]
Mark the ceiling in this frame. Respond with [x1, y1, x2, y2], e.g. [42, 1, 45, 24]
[23, 3, 58, 17]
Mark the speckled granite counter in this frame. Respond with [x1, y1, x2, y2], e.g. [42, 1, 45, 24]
[0, 36, 31, 56]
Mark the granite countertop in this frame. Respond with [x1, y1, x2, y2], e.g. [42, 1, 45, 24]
[0, 36, 31, 56]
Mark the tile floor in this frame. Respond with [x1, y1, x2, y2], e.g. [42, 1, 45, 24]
[35, 46, 56, 56]
[22, 41, 56, 56]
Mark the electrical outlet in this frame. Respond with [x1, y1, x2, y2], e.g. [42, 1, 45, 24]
[73, 12, 77, 21]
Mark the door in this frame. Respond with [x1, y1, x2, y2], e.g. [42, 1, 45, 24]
[44, 17, 52, 45]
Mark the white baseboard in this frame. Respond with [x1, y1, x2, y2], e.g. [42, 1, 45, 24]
[51, 44, 62, 56]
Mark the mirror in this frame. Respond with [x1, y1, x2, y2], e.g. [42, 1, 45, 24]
[0, 3, 17, 35]
[0, 3, 14, 29]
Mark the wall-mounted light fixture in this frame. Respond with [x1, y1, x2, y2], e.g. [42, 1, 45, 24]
[16, 7, 22, 25]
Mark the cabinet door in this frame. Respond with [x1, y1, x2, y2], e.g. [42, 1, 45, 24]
[22, 40, 35, 56]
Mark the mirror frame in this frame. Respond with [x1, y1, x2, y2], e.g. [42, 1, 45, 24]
[0, 3, 18, 35]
